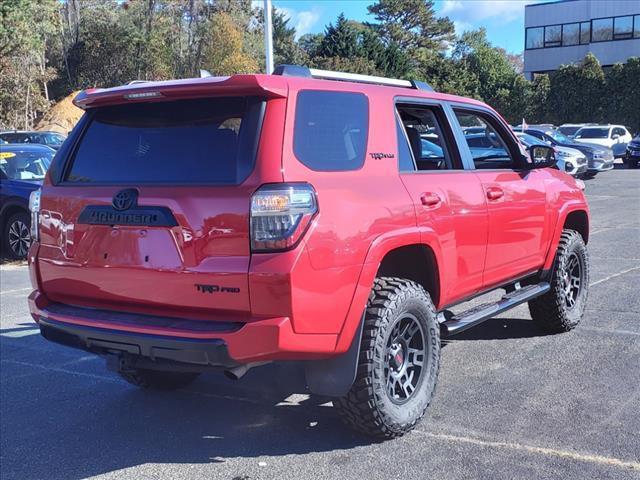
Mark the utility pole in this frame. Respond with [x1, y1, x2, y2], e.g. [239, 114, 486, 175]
[264, 0, 274, 74]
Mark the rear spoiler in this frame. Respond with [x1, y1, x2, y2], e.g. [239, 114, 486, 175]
[73, 74, 288, 110]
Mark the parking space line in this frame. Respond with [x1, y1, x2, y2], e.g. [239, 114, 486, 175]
[1, 359, 120, 383]
[580, 326, 640, 337]
[0, 287, 31, 295]
[590, 225, 639, 235]
[590, 266, 640, 287]
[416, 431, 640, 471]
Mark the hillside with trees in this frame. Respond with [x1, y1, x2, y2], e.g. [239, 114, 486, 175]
[1, 0, 638, 131]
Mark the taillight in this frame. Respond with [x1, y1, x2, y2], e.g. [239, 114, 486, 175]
[251, 183, 318, 252]
[29, 189, 41, 242]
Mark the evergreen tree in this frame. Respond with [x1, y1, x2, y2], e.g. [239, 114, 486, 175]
[367, 0, 454, 52]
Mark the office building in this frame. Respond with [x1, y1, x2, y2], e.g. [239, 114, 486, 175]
[524, 0, 640, 79]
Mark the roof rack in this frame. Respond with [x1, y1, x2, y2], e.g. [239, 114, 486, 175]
[273, 64, 434, 92]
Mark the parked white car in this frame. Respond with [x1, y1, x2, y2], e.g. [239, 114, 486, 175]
[573, 125, 632, 149]
[515, 132, 587, 177]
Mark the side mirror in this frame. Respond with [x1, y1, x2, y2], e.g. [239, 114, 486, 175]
[612, 134, 620, 140]
[527, 145, 556, 169]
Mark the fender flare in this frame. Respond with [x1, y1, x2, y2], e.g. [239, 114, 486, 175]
[542, 201, 590, 271]
[333, 227, 444, 354]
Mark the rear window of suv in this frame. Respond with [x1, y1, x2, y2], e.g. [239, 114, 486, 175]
[64, 96, 264, 184]
[293, 90, 368, 171]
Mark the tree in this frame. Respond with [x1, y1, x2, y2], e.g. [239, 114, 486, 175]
[320, 14, 359, 58]
[454, 29, 520, 107]
[367, 0, 454, 53]
[298, 33, 324, 58]
[527, 74, 550, 124]
[604, 58, 640, 132]
[64, 3, 139, 88]
[0, 0, 58, 129]
[547, 53, 605, 124]
[272, 8, 305, 66]
[201, 12, 258, 75]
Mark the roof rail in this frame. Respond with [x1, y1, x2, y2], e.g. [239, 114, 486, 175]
[273, 64, 433, 92]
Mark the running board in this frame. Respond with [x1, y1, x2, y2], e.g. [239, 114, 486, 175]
[440, 282, 550, 336]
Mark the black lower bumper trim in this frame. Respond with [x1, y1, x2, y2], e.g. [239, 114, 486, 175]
[39, 318, 240, 369]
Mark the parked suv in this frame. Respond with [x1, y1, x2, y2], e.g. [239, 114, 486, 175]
[27, 67, 590, 438]
[625, 135, 640, 168]
[573, 124, 632, 150]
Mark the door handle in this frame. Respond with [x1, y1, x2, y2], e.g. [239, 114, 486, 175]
[420, 192, 442, 207]
[486, 187, 504, 201]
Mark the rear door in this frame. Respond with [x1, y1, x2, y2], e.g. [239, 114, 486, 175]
[395, 100, 488, 304]
[37, 95, 282, 320]
[452, 107, 550, 288]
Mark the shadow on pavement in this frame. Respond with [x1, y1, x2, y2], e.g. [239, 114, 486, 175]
[444, 317, 553, 342]
[0, 329, 372, 479]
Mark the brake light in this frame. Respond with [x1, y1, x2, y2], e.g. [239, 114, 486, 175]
[251, 183, 317, 252]
[29, 189, 41, 242]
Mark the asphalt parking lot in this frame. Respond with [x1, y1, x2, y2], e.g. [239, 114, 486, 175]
[1, 169, 639, 480]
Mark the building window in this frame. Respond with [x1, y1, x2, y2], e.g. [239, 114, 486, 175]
[613, 16, 633, 40]
[614, 16, 634, 39]
[562, 23, 580, 46]
[635, 15, 640, 38]
[526, 27, 544, 49]
[592, 18, 613, 42]
[580, 21, 591, 44]
[544, 25, 562, 47]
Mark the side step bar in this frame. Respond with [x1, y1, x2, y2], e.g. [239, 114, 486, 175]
[440, 282, 550, 336]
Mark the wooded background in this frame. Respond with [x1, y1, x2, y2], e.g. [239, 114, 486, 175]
[1, 0, 638, 132]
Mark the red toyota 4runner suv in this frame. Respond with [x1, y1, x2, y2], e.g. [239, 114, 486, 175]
[27, 66, 590, 438]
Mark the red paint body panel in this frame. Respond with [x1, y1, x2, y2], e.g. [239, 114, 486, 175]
[29, 73, 589, 363]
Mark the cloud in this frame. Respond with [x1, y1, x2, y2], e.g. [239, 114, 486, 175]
[440, 0, 536, 24]
[253, 2, 321, 39]
[275, 6, 321, 39]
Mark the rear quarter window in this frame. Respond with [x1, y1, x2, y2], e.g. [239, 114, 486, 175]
[293, 90, 369, 171]
[64, 96, 264, 185]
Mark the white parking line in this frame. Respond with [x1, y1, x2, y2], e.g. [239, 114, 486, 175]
[590, 266, 640, 287]
[1, 359, 120, 383]
[581, 326, 640, 337]
[0, 287, 31, 295]
[416, 431, 640, 471]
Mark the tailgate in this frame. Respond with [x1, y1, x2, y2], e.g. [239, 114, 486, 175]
[36, 94, 283, 320]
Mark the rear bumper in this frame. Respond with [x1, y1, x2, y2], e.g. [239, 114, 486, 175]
[39, 317, 240, 369]
[29, 290, 337, 365]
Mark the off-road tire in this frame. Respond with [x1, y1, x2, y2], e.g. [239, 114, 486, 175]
[334, 277, 440, 439]
[529, 229, 589, 333]
[118, 369, 200, 390]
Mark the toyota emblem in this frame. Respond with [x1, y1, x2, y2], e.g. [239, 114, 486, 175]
[112, 189, 138, 211]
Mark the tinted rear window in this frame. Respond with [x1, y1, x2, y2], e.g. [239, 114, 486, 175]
[65, 97, 264, 184]
[576, 128, 609, 139]
[293, 90, 368, 171]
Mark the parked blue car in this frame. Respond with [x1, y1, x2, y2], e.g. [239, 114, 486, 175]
[1, 144, 54, 259]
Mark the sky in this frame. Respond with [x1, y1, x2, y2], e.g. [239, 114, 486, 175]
[269, 0, 548, 54]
